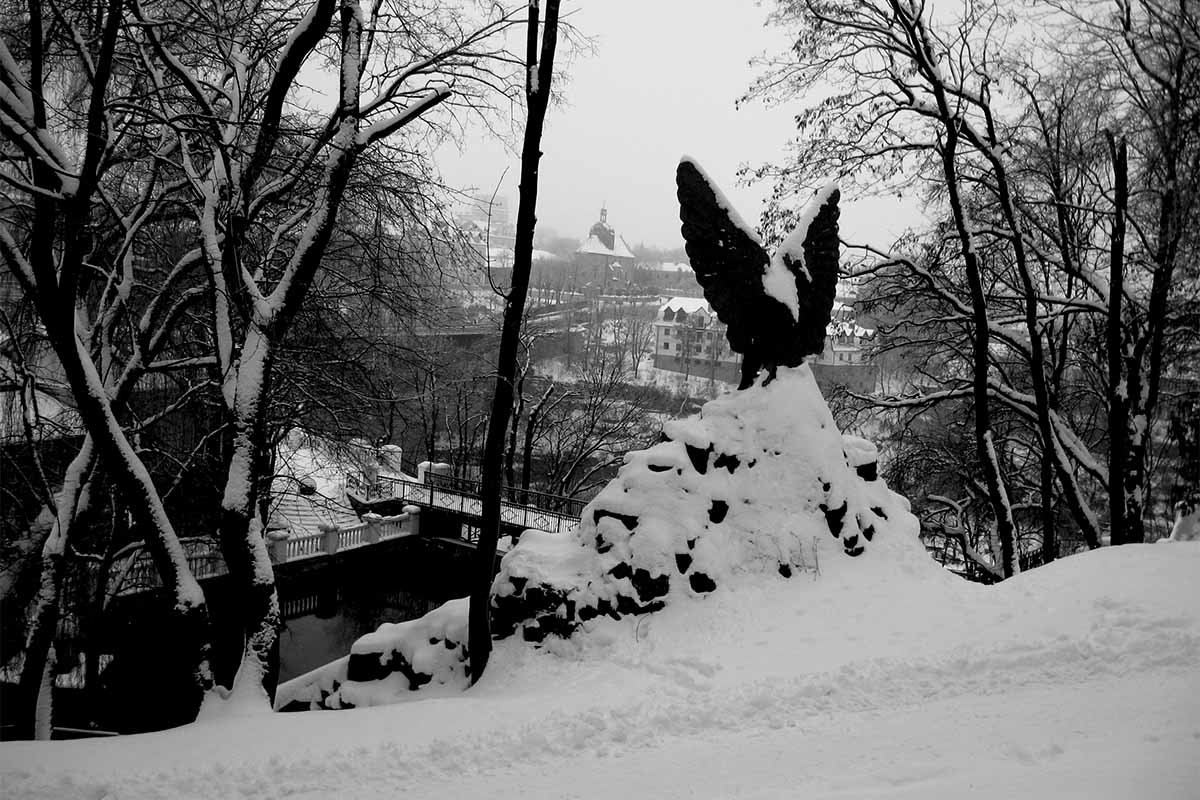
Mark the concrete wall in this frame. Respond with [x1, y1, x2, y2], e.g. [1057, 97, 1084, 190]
[652, 354, 742, 385]
[811, 362, 879, 394]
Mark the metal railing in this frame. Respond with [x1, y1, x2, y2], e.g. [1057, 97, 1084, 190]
[375, 474, 580, 534]
[106, 538, 227, 600]
[107, 515, 418, 599]
[109, 469, 583, 599]
[404, 472, 586, 517]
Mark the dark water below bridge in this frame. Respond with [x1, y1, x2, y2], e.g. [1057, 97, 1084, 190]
[275, 539, 474, 682]
[1, 536, 480, 738]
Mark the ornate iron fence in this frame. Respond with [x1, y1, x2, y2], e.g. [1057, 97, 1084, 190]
[379, 475, 580, 534]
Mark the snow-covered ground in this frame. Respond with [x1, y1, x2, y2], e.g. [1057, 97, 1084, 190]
[2, 539, 1197, 799]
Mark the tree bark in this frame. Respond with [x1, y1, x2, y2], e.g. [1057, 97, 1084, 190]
[13, 441, 95, 739]
[504, 368, 527, 494]
[522, 384, 556, 491]
[905, 0, 1018, 576]
[214, 335, 282, 696]
[469, 0, 561, 682]
[1039, 448, 1057, 564]
[1106, 135, 1130, 545]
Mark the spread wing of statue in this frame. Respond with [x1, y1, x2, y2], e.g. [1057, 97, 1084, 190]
[676, 156, 840, 390]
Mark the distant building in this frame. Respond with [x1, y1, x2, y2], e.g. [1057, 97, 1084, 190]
[454, 193, 517, 287]
[651, 279, 877, 391]
[458, 193, 515, 251]
[634, 261, 697, 295]
[652, 297, 742, 385]
[575, 208, 636, 288]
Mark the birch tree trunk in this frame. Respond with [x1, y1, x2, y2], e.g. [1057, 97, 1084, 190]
[12, 445, 91, 740]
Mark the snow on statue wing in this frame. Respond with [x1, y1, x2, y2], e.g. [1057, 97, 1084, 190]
[676, 157, 839, 390]
[786, 186, 841, 360]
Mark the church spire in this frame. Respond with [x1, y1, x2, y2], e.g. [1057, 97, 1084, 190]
[589, 205, 615, 249]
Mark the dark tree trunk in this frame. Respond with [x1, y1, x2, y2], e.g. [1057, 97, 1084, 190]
[12, 445, 95, 738]
[938, 134, 1018, 577]
[504, 371, 526, 494]
[894, 0, 1019, 576]
[469, 0, 561, 682]
[14, 548, 65, 740]
[8, 0, 219, 724]
[522, 385, 555, 491]
[1040, 449, 1057, 564]
[1106, 135, 1130, 545]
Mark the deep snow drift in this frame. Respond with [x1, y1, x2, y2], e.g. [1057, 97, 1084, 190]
[2, 540, 1197, 799]
[1, 367, 1198, 799]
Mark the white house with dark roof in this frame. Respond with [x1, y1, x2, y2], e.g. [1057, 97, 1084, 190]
[651, 283, 877, 390]
[652, 296, 742, 384]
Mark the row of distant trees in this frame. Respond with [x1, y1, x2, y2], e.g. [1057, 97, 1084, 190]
[395, 311, 666, 504]
[752, 0, 1199, 577]
[0, 0, 533, 735]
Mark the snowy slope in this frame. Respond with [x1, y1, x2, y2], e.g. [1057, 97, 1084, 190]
[278, 365, 912, 709]
[0, 542, 1195, 796]
[0, 543, 1197, 799]
[2, 366, 1198, 799]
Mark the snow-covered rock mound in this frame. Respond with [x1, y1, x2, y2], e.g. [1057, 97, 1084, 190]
[277, 365, 923, 709]
[1162, 493, 1199, 542]
[492, 364, 921, 642]
[276, 600, 471, 711]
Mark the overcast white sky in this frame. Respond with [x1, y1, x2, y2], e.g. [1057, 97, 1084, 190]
[435, 1, 918, 251]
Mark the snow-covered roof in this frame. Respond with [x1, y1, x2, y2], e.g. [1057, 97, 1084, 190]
[659, 296, 712, 315]
[267, 486, 360, 536]
[267, 433, 364, 535]
[828, 320, 874, 339]
[577, 234, 635, 261]
[482, 246, 514, 267]
[655, 261, 693, 273]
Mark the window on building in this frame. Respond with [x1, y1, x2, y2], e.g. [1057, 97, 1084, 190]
[663, 342, 671, 351]
[663, 309, 675, 322]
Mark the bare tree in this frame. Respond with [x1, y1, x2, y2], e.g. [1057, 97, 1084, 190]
[2, 0, 221, 719]
[608, 297, 657, 378]
[470, 0, 561, 682]
[750, 0, 1198, 571]
[531, 350, 660, 501]
[2, 0, 525, 725]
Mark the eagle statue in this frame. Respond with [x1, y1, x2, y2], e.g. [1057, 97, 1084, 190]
[676, 157, 840, 390]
